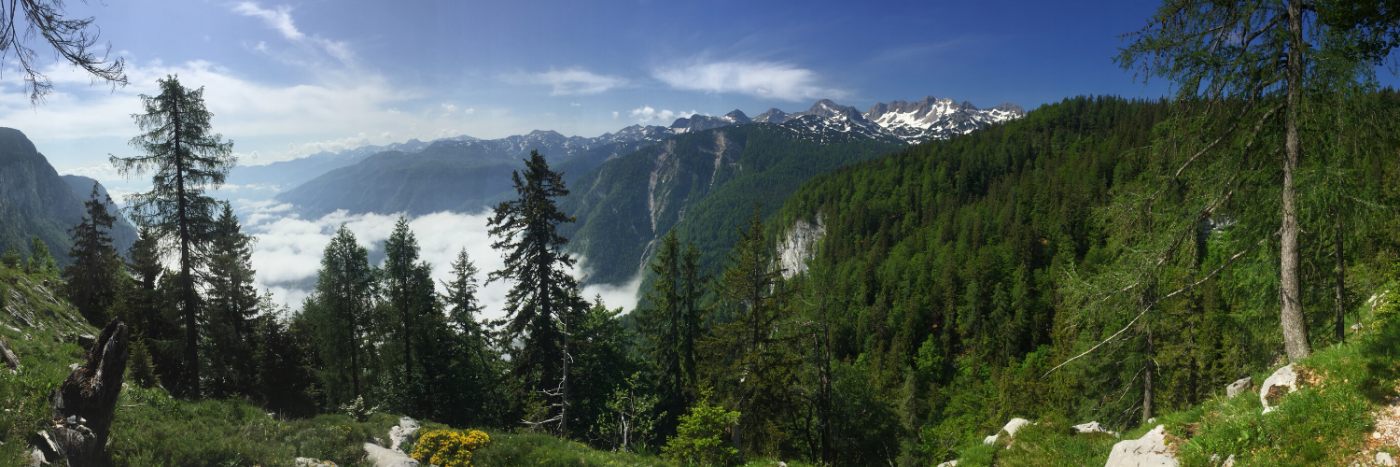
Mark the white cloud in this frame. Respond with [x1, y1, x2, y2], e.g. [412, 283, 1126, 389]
[247, 207, 641, 321]
[629, 106, 697, 124]
[570, 102, 581, 107]
[653, 59, 844, 102]
[612, 111, 619, 119]
[442, 103, 458, 113]
[504, 68, 627, 96]
[232, 3, 304, 40]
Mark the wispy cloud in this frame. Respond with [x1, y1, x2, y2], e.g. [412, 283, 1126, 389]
[232, 2, 303, 40]
[231, 2, 355, 66]
[629, 106, 698, 124]
[503, 68, 628, 96]
[653, 59, 844, 102]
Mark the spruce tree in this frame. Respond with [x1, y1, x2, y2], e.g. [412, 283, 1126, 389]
[61, 183, 123, 326]
[704, 206, 794, 459]
[487, 150, 584, 435]
[637, 229, 706, 437]
[203, 204, 260, 397]
[110, 74, 234, 397]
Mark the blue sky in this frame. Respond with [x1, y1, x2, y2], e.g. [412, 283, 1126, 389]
[4, 0, 1176, 176]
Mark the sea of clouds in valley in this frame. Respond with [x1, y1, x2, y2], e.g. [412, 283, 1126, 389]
[234, 199, 643, 322]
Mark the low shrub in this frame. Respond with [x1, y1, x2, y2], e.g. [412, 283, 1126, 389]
[410, 429, 490, 467]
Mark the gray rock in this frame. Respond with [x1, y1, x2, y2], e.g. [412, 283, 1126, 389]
[935, 461, 958, 467]
[29, 448, 47, 466]
[1226, 377, 1252, 399]
[1222, 454, 1235, 467]
[1260, 364, 1299, 414]
[364, 443, 420, 467]
[388, 416, 421, 451]
[1379, 452, 1396, 467]
[1104, 425, 1178, 467]
[295, 458, 338, 467]
[1073, 421, 1118, 437]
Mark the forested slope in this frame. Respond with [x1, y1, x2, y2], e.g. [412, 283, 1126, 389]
[768, 96, 1177, 460]
[560, 123, 900, 285]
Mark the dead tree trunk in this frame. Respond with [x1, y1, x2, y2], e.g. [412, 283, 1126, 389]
[49, 319, 129, 467]
[0, 336, 19, 371]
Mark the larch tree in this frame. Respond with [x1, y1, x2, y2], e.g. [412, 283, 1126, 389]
[61, 183, 123, 326]
[111, 74, 234, 397]
[1108, 0, 1400, 364]
[306, 224, 377, 406]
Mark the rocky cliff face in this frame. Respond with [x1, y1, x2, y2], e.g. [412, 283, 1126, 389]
[778, 216, 825, 279]
[0, 128, 130, 265]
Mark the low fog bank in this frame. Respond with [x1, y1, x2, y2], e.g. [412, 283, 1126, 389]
[233, 200, 642, 322]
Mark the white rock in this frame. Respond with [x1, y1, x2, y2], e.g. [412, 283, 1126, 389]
[1073, 421, 1118, 437]
[1222, 454, 1235, 467]
[389, 416, 421, 452]
[983, 418, 1032, 445]
[935, 461, 958, 467]
[1226, 377, 1252, 399]
[364, 443, 420, 467]
[295, 458, 338, 467]
[1104, 425, 1178, 467]
[29, 449, 47, 467]
[1379, 452, 1396, 467]
[1260, 364, 1299, 414]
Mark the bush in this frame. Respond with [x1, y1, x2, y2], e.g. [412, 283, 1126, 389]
[410, 429, 490, 467]
[662, 398, 740, 466]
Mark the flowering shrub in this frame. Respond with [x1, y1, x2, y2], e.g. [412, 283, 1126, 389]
[410, 429, 490, 467]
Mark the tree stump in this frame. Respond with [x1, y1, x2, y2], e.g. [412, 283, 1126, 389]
[48, 319, 128, 466]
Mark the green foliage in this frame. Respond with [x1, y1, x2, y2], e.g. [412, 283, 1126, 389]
[1, 245, 19, 269]
[25, 235, 55, 275]
[662, 398, 740, 466]
[636, 229, 707, 439]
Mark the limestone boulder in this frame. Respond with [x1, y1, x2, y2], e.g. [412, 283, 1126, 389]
[1226, 377, 1252, 399]
[983, 418, 1032, 445]
[1104, 425, 1177, 467]
[1259, 364, 1298, 414]
[1073, 421, 1118, 437]
[364, 442, 420, 467]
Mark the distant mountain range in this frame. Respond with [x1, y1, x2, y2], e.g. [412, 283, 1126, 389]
[269, 96, 1024, 217]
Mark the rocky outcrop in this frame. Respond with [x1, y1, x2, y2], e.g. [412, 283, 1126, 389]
[388, 417, 421, 451]
[1226, 377, 1252, 399]
[778, 216, 825, 278]
[47, 319, 129, 466]
[1104, 425, 1177, 467]
[365, 416, 422, 467]
[1260, 364, 1298, 414]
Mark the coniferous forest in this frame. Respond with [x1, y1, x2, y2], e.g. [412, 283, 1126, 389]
[5, 1, 1400, 467]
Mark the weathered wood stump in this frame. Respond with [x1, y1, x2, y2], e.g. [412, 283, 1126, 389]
[48, 319, 128, 467]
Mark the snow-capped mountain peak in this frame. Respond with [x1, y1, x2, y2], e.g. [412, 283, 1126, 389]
[862, 96, 1025, 143]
